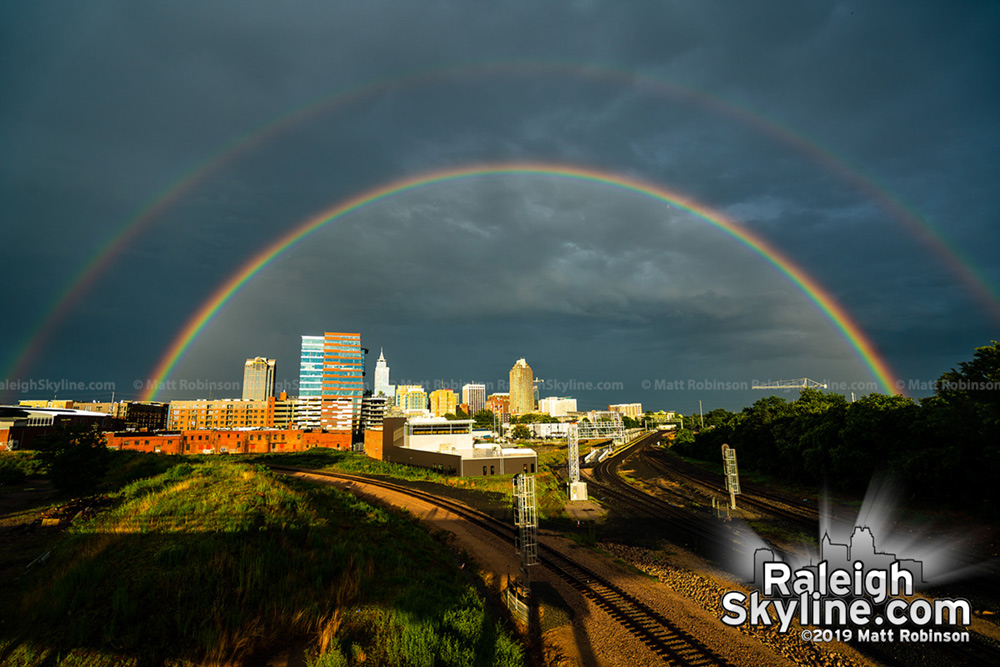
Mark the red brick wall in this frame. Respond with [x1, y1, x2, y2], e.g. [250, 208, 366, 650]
[363, 429, 383, 460]
[103, 428, 352, 455]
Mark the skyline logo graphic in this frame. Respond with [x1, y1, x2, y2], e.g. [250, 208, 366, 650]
[721, 520, 972, 644]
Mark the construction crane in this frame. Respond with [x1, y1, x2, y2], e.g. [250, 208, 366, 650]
[753, 378, 828, 390]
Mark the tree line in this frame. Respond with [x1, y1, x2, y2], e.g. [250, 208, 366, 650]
[672, 342, 1000, 512]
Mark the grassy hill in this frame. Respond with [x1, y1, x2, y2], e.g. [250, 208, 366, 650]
[0, 460, 524, 667]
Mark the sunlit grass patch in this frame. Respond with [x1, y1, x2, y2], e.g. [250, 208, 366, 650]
[2, 461, 524, 667]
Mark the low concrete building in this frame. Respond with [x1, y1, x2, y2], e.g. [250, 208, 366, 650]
[1, 406, 116, 451]
[609, 403, 643, 419]
[380, 416, 536, 477]
[74, 401, 169, 431]
[538, 396, 577, 417]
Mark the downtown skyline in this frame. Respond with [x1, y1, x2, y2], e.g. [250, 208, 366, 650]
[2, 2, 998, 415]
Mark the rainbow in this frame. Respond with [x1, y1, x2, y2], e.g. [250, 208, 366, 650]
[142, 163, 900, 401]
[6, 61, 992, 392]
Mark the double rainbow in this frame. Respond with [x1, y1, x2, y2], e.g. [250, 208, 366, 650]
[142, 163, 899, 400]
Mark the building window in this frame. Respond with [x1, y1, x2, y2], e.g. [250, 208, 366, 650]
[482, 465, 487, 476]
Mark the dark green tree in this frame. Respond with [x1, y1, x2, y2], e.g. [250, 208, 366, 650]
[511, 424, 532, 441]
[34, 424, 111, 495]
[472, 409, 496, 429]
[672, 428, 696, 447]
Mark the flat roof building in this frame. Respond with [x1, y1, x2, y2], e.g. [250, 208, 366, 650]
[609, 403, 643, 419]
[539, 396, 577, 417]
[378, 416, 537, 477]
[429, 389, 457, 417]
[461, 383, 486, 415]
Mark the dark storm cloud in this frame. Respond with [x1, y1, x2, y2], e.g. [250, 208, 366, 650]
[2, 0, 997, 409]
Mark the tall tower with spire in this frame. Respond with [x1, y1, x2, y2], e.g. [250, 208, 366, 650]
[374, 348, 395, 398]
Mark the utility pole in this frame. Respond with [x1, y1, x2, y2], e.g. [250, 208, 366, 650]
[699, 400, 704, 430]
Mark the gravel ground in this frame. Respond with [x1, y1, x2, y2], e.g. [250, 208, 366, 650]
[596, 541, 878, 667]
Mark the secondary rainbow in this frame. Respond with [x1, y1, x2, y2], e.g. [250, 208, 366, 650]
[142, 163, 900, 401]
[5, 61, 993, 395]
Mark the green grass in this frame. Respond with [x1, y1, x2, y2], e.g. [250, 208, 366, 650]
[0, 461, 524, 667]
[248, 445, 578, 523]
[0, 452, 47, 487]
[745, 519, 817, 547]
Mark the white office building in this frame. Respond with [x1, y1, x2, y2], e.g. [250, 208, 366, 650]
[461, 383, 486, 414]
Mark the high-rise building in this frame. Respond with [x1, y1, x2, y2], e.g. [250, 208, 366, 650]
[461, 383, 486, 415]
[395, 385, 428, 414]
[321, 332, 365, 432]
[429, 389, 457, 417]
[299, 336, 324, 398]
[509, 358, 534, 415]
[373, 348, 396, 398]
[242, 357, 276, 401]
[297, 335, 325, 429]
[298, 332, 365, 431]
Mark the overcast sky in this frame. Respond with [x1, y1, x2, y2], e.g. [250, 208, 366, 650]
[2, 1, 998, 413]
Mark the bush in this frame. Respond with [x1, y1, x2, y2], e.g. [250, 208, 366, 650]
[33, 425, 110, 494]
[0, 451, 47, 486]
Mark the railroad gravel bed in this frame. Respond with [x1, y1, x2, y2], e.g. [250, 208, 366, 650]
[599, 542, 878, 667]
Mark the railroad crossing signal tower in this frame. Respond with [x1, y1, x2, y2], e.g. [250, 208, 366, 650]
[722, 443, 741, 509]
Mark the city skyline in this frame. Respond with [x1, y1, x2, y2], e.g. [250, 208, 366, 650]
[2, 3, 997, 416]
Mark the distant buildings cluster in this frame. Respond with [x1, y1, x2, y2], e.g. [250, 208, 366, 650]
[0, 328, 654, 477]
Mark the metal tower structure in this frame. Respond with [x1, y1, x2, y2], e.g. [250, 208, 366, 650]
[566, 424, 588, 501]
[568, 425, 580, 485]
[753, 378, 828, 390]
[507, 473, 539, 624]
[512, 473, 539, 569]
[577, 417, 626, 444]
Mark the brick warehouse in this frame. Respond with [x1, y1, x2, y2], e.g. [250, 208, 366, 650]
[104, 428, 352, 455]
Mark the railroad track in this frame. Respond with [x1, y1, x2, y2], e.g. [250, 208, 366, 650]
[636, 444, 818, 526]
[269, 463, 735, 666]
[587, 434, 758, 563]
[598, 440, 1000, 667]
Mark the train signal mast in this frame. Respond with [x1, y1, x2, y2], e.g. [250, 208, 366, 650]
[721, 444, 741, 510]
